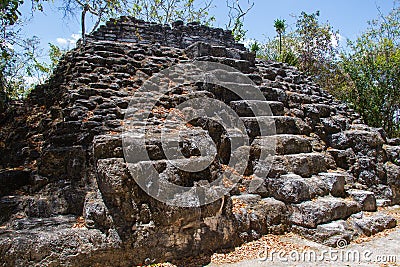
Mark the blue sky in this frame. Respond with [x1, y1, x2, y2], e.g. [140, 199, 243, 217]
[19, 0, 395, 51]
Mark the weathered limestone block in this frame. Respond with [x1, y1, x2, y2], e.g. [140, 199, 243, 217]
[83, 190, 114, 231]
[292, 220, 355, 247]
[231, 194, 288, 236]
[289, 197, 361, 228]
[318, 172, 346, 197]
[350, 213, 397, 236]
[347, 189, 377, 211]
[330, 130, 384, 151]
[327, 148, 356, 169]
[385, 162, 400, 204]
[265, 174, 315, 203]
[38, 146, 86, 181]
[93, 135, 123, 159]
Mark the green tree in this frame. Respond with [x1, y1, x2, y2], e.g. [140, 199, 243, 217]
[1, 0, 49, 26]
[1, 0, 53, 108]
[1, 38, 63, 99]
[258, 11, 348, 94]
[60, 0, 217, 42]
[250, 40, 260, 56]
[256, 34, 299, 66]
[341, 3, 400, 137]
[274, 18, 285, 56]
[129, 0, 215, 25]
[1, 0, 23, 26]
[47, 43, 64, 69]
[295, 11, 339, 78]
[61, 0, 132, 42]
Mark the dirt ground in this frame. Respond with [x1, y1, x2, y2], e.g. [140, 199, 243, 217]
[207, 205, 400, 267]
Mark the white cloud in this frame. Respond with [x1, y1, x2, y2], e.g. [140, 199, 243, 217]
[68, 34, 81, 45]
[56, 34, 81, 47]
[56, 38, 68, 45]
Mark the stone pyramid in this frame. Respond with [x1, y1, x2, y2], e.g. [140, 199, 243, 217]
[0, 17, 399, 266]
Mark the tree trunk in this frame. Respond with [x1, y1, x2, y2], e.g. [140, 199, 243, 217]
[81, 5, 88, 44]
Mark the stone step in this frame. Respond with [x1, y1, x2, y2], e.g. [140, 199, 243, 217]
[124, 144, 250, 188]
[329, 130, 385, 151]
[256, 171, 346, 204]
[376, 198, 392, 207]
[302, 103, 332, 118]
[193, 57, 253, 74]
[241, 116, 311, 139]
[231, 194, 288, 234]
[317, 172, 347, 197]
[230, 100, 284, 117]
[293, 211, 397, 247]
[263, 174, 330, 204]
[201, 82, 261, 103]
[123, 117, 181, 128]
[388, 138, 400, 145]
[258, 68, 278, 81]
[289, 196, 362, 228]
[286, 91, 330, 107]
[385, 162, 400, 205]
[349, 212, 397, 237]
[246, 73, 263, 85]
[116, 155, 222, 189]
[95, 129, 216, 161]
[96, 124, 251, 163]
[257, 152, 333, 178]
[8, 215, 77, 231]
[93, 135, 123, 159]
[123, 131, 217, 162]
[252, 134, 312, 156]
[287, 91, 313, 106]
[326, 148, 356, 170]
[259, 86, 287, 102]
[291, 219, 356, 247]
[347, 189, 377, 211]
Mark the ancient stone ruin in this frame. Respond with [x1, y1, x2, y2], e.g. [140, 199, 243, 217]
[0, 16, 399, 266]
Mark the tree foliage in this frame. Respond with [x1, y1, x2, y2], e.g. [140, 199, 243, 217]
[1, 1, 65, 109]
[256, 34, 299, 66]
[249, 40, 260, 56]
[61, 0, 132, 42]
[60, 0, 217, 42]
[130, 0, 215, 25]
[295, 11, 341, 88]
[273, 18, 285, 55]
[257, 12, 343, 94]
[341, 2, 400, 137]
[1, 0, 24, 26]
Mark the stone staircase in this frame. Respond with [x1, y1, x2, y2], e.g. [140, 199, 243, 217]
[0, 17, 399, 266]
